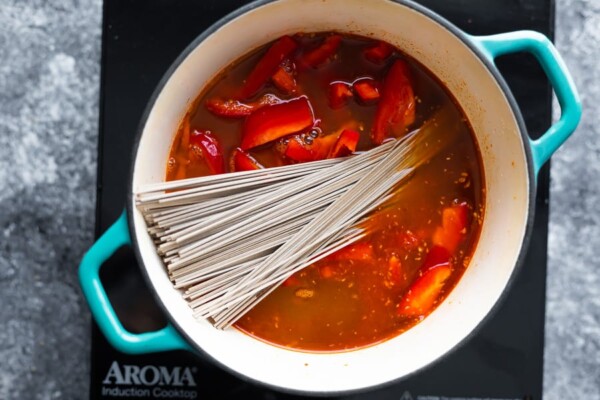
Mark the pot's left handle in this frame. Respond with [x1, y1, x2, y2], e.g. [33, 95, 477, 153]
[79, 210, 191, 354]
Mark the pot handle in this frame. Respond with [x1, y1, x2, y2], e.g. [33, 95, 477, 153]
[79, 210, 191, 354]
[470, 31, 582, 173]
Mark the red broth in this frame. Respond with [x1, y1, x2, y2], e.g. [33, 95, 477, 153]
[166, 33, 485, 352]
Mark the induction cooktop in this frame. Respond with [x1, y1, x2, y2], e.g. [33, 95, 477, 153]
[90, 1, 553, 398]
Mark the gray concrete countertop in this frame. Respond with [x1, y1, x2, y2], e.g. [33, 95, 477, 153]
[0, 0, 597, 398]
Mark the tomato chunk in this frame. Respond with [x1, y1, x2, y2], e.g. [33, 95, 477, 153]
[432, 202, 469, 253]
[241, 96, 314, 150]
[299, 35, 342, 68]
[240, 35, 298, 99]
[189, 130, 225, 174]
[205, 94, 281, 118]
[397, 263, 452, 317]
[353, 78, 380, 104]
[372, 59, 416, 144]
[271, 65, 297, 94]
[364, 41, 394, 64]
[328, 81, 353, 109]
[328, 129, 359, 158]
[231, 148, 264, 172]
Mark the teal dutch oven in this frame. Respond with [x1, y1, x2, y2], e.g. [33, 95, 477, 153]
[79, 0, 581, 394]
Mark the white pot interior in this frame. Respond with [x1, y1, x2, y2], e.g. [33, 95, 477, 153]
[131, 0, 531, 393]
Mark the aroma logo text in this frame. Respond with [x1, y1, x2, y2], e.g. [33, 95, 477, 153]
[103, 361, 197, 387]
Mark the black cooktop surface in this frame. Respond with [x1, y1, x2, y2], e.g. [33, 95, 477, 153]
[92, 0, 554, 399]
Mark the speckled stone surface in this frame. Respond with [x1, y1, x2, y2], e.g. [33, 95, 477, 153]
[545, 0, 600, 398]
[0, 0, 597, 399]
[0, 0, 101, 399]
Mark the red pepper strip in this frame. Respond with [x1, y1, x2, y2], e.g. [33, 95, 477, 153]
[231, 148, 264, 172]
[397, 263, 452, 317]
[284, 136, 314, 162]
[284, 134, 337, 162]
[421, 245, 452, 271]
[240, 35, 298, 99]
[241, 96, 314, 150]
[271, 66, 297, 94]
[328, 81, 353, 109]
[364, 41, 394, 64]
[372, 59, 416, 144]
[205, 99, 253, 118]
[328, 129, 360, 158]
[432, 202, 469, 253]
[189, 130, 225, 174]
[396, 223, 454, 315]
[205, 94, 281, 118]
[298, 35, 342, 68]
[353, 78, 380, 103]
[325, 242, 374, 262]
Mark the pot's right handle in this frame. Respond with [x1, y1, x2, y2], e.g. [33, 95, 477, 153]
[79, 210, 191, 354]
[470, 31, 582, 174]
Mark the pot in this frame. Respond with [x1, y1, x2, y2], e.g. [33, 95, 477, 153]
[79, 0, 581, 394]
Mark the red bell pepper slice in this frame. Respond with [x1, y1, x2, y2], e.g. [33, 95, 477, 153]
[353, 78, 380, 104]
[364, 41, 394, 64]
[397, 263, 452, 317]
[328, 129, 360, 158]
[271, 65, 297, 94]
[432, 202, 469, 253]
[240, 35, 298, 99]
[189, 130, 225, 174]
[231, 148, 264, 172]
[298, 35, 342, 68]
[421, 245, 452, 271]
[284, 136, 314, 162]
[328, 81, 353, 109]
[284, 134, 337, 162]
[205, 94, 281, 118]
[241, 96, 314, 150]
[372, 59, 416, 144]
[205, 99, 253, 118]
[395, 203, 469, 317]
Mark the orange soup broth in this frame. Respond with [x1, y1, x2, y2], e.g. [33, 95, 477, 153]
[166, 33, 485, 352]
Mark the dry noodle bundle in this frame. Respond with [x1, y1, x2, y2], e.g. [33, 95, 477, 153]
[136, 110, 456, 329]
